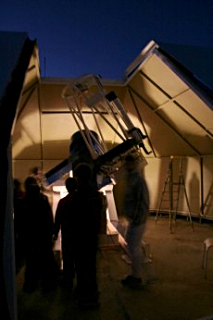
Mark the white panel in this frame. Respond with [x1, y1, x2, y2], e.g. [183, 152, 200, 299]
[146, 156, 203, 217]
[129, 93, 197, 156]
[158, 100, 213, 155]
[40, 83, 68, 111]
[144, 157, 168, 210]
[141, 54, 188, 97]
[42, 113, 77, 159]
[176, 90, 213, 132]
[128, 72, 168, 108]
[158, 100, 202, 134]
[12, 90, 41, 159]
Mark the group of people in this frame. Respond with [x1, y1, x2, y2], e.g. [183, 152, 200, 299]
[13, 163, 106, 308]
[13, 154, 150, 308]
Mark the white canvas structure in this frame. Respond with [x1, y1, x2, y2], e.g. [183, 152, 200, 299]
[10, 38, 213, 221]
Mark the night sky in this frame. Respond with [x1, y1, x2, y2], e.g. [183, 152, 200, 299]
[0, 0, 213, 79]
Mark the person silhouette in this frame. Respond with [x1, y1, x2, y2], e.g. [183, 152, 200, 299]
[22, 176, 56, 292]
[54, 177, 77, 288]
[72, 163, 103, 309]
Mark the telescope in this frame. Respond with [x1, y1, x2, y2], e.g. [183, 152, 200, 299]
[45, 74, 151, 188]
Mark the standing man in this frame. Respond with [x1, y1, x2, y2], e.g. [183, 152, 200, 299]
[72, 163, 103, 309]
[121, 154, 150, 288]
[22, 176, 56, 292]
[13, 178, 25, 271]
[54, 177, 77, 289]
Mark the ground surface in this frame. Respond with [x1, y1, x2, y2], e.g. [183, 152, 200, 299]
[16, 215, 213, 320]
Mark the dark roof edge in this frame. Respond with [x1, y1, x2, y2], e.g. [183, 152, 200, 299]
[0, 37, 37, 147]
[0, 36, 37, 320]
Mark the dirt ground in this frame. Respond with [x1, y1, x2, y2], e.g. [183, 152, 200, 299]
[16, 215, 213, 320]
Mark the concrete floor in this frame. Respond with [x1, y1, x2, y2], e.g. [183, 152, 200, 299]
[16, 215, 213, 320]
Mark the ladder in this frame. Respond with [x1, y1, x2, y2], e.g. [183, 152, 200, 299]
[155, 157, 194, 233]
[200, 181, 213, 221]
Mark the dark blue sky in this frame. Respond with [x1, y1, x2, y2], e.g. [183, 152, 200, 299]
[0, 0, 213, 79]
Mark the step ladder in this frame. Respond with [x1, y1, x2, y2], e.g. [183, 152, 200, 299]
[155, 157, 194, 233]
[200, 181, 213, 221]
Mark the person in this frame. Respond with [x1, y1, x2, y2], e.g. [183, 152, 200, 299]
[29, 167, 44, 188]
[29, 166, 59, 196]
[13, 179, 25, 272]
[72, 163, 103, 309]
[21, 176, 57, 293]
[53, 177, 77, 289]
[121, 154, 150, 288]
[99, 191, 107, 235]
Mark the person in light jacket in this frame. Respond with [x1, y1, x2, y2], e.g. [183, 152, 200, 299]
[121, 154, 150, 288]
